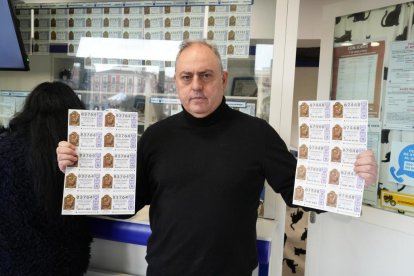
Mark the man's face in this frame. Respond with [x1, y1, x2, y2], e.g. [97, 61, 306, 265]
[175, 43, 228, 118]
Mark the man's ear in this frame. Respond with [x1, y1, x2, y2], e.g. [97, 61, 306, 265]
[222, 71, 229, 88]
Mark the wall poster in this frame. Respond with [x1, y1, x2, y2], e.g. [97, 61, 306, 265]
[362, 119, 381, 206]
[384, 40, 414, 131]
[389, 141, 414, 186]
[331, 41, 385, 118]
[16, 3, 252, 59]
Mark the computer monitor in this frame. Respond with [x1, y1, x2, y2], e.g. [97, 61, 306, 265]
[0, 0, 30, 71]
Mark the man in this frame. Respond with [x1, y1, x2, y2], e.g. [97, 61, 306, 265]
[57, 39, 377, 275]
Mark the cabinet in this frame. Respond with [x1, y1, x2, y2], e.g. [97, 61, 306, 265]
[87, 213, 274, 276]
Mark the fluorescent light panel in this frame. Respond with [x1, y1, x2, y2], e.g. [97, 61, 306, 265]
[77, 37, 181, 61]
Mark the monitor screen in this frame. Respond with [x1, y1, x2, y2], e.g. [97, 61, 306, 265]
[0, 0, 29, 71]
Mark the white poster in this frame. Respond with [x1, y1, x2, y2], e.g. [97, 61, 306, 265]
[363, 119, 381, 205]
[336, 54, 377, 103]
[384, 41, 414, 130]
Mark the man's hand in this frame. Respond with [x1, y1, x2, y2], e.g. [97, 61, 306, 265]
[56, 141, 77, 173]
[354, 150, 378, 187]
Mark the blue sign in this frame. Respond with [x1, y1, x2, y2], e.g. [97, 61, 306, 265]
[390, 143, 414, 184]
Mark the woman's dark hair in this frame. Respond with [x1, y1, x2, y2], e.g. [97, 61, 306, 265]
[9, 81, 85, 217]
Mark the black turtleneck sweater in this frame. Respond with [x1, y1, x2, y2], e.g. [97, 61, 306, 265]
[136, 98, 297, 276]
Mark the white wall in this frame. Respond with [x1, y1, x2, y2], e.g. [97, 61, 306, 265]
[298, 0, 326, 40]
[88, 239, 147, 276]
[298, 0, 351, 41]
[290, 67, 319, 148]
[251, 0, 276, 39]
[306, 206, 414, 276]
[0, 55, 52, 91]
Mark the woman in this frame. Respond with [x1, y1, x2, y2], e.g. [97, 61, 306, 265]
[0, 82, 92, 275]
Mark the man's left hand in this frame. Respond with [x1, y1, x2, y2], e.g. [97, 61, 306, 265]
[354, 150, 378, 187]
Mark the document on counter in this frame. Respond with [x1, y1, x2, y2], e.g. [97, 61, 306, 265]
[293, 100, 368, 217]
[61, 109, 138, 215]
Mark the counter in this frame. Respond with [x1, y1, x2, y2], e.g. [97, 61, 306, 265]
[89, 206, 276, 276]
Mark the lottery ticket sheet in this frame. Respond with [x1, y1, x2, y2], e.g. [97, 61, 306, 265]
[293, 100, 368, 217]
[62, 109, 138, 215]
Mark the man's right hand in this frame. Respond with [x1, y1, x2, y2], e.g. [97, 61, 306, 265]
[56, 141, 77, 173]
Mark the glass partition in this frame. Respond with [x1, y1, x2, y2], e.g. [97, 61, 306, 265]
[332, 1, 414, 217]
[0, 2, 276, 217]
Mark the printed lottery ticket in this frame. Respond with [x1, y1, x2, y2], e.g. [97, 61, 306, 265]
[62, 109, 138, 215]
[293, 100, 368, 217]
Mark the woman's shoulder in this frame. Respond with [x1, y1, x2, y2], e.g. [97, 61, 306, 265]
[0, 133, 27, 158]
